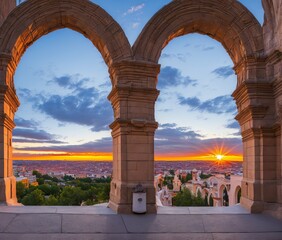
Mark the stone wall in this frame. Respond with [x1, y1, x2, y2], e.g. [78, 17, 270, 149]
[263, 0, 282, 212]
[0, 1, 16, 27]
[262, 0, 282, 54]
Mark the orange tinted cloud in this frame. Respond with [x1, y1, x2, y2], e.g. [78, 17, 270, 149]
[13, 152, 113, 161]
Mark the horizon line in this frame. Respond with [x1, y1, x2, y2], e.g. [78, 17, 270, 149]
[13, 159, 243, 162]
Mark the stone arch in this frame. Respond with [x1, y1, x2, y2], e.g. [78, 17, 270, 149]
[0, 0, 133, 208]
[208, 192, 215, 206]
[133, 0, 277, 213]
[202, 188, 209, 197]
[235, 185, 242, 204]
[0, 0, 132, 89]
[219, 184, 229, 206]
[196, 186, 202, 196]
[209, 177, 219, 187]
[201, 188, 209, 203]
[133, 0, 264, 71]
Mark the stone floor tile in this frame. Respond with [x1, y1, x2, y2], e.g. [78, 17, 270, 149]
[157, 207, 190, 214]
[213, 233, 282, 240]
[4, 214, 61, 233]
[188, 206, 249, 214]
[203, 214, 282, 233]
[0, 233, 214, 240]
[0, 214, 16, 232]
[62, 214, 126, 233]
[0, 206, 57, 214]
[56, 206, 116, 215]
[122, 214, 205, 233]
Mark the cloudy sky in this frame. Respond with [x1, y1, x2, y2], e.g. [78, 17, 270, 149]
[13, 0, 264, 161]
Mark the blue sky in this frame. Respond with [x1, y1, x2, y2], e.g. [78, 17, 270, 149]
[13, 0, 264, 160]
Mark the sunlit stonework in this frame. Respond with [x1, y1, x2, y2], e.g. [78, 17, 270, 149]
[0, 0, 281, 218]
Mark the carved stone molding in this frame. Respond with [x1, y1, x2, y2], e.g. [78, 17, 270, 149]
[110, 118, 158, 137]
[0, 113, 15, 131]
[0, 85, 20, 111]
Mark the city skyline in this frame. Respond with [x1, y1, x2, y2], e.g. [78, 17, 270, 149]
[12, 0, 264, 161]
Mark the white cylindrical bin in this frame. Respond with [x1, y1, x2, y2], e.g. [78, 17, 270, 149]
[132, 192, 146, 213]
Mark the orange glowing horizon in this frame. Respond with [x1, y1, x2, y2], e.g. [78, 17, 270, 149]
[13, 141, 242, 161]
[13, 152, 243, 162]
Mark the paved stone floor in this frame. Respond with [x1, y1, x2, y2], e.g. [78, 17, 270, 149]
[0, 206, 281, 240]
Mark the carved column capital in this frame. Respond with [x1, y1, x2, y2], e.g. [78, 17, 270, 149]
[108, 85, 159, 104]
[110, 118, 158, 137]
[0, 113, 15, 131]
[0, 84, 20, 112]
[232, 82, 273, 113]
[0, 52, 16, 74]
[109, 60, 160, 88]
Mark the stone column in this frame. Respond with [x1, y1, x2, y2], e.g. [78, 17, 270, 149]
[0, 54, 20, 205]
[272, 53, 282, 213]
[233, 79, 276, 212]
[0, 86, 20, 205]
[108, 60, 160, 213]
[263, 0, 282, 218]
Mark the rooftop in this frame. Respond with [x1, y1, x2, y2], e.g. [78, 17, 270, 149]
[0, 205, 281, 240]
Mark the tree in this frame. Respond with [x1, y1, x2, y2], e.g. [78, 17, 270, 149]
[163, 176, 174, 190]
[25, 185, 37, 194]
[96, 184, 110, 202]
[59, 186, 86, 205]
[185, 173, 192, 182]
[42, 174, 54, 181]
[16, 182, 26, 201]
[38, 184, 52, 195]
[45, 195, 59, 206]
[94, 177, 111, 183]
[173, 188, 193, 206]
[223, 187, 229, 206]
[63, 175, 75, 181]
[82, 199, 95, 206]
[209, 195, 214, 206]
[79, 177, 92, 183]
[37, 178, 44, 185]
[21, 189, 45, 205]
[32, 170, 42, 178]
[173, 188, 208, 206]
[204, 194, 208, 206]
[77, 181, 91, 191]
[49, 185, 61, 197]
[194, 191, 206, 206]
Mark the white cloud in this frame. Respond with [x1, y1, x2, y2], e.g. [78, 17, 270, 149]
[132, 22, 140, 29]
[123, 3, 145, 16]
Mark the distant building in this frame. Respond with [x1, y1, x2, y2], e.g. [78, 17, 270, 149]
[173, 174, 181, 192]
[155, 168, 243, 207]
[16, 177, 29, 188]
[65, 173, 76, 178]
[184, 170, 242, 207]
[156, 186, 172, 206]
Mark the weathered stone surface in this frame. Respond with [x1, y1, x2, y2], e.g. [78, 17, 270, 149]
[0, 206, 281, 239]
[0, 0, 281, 216]
[0, 1, 16, 27]
[262, 0, 282, 54]
[62, 215, 126, 233]
[4, 214, 61, 233]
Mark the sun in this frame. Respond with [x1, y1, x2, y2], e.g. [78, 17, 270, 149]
[215, 154, 224, 161]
